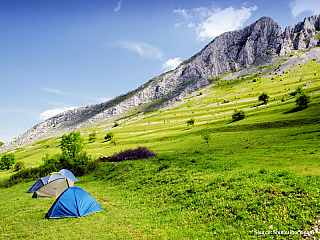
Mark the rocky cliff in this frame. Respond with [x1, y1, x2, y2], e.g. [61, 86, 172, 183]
[1, 14, 320, 153]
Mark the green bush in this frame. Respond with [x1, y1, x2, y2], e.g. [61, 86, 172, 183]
[258, 92, 270, 104]
[113, 122, 120, 127]
[290, 85, 304, 97]
[232, 109, 246, 122]
[0, 153, 16, 170]
[187, 118, 195, 127]
[295, 93, 312, 109]
[0, 141, 4, 147]
[14, 161, 25, 172]
[110, 138, 118, 146]
[104, 132, 115, 141]
[88, 130, 97, 143]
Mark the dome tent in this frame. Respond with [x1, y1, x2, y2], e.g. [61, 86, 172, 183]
[47, 186, 103, 218]
[58, 169, 78, 182]
[32, 178, 74, 198]
[27, 169, 77, 194]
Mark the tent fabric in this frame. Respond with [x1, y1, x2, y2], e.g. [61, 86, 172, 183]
[27, 179, 45, 193]
[32, 178, 74, 198]
[27, 170, 77, 193]
[47, 186, 103, 218]
[58, 169, 78, 182]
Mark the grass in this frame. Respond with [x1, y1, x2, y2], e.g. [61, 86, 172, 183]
[1, 58, 320, 239]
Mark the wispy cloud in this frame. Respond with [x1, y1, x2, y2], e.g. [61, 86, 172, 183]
[290, 0, 320, 18]
[119, 41, 163, 60]
[42, 87, 75, 97]
[173, 9, 191, 19]
[114, 0, 123, 12]
[173, 4, 257, 42]
[162, 57, 182, 70]
[39, 107, 78, 120]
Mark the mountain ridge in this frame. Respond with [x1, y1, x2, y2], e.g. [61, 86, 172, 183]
[1, 14, 320, 154]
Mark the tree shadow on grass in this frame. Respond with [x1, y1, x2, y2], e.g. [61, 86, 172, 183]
[284, 106, 307, 114]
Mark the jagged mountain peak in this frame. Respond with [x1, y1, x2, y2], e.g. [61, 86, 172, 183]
[1, 14, 320, 154]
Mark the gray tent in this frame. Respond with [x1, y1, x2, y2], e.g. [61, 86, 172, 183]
[32, 178, 74, 198]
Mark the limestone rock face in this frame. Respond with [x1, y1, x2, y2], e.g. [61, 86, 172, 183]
[1, 15, 320, 153]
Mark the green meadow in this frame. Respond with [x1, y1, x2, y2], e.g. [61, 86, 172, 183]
[1, 56, 320, 239]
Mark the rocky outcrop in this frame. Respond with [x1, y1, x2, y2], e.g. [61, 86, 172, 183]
[281, 14, 320, 54]
[1, 14, 320, 153]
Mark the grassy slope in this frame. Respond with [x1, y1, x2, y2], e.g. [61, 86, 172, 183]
[1, 57, 320, 239]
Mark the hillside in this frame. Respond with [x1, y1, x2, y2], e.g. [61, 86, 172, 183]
[1, 14, 320, 154]
[0, 46, 320, 238]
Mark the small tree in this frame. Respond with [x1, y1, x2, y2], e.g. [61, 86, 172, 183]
[0, 153, 16, 170]
[88, 130, 97, 143]
[0, 141, 4, 147]
[232, 109, 245, 122]
[201, 132, 212, 148]
[104, 132, 115, 142]
[110, 138, 118, 146]
[295, 93, 312, 109]
[60, 131, 84, 160]
[187, 118, 195, 127]
[290, 85, 304, 97]
[258, 92, 270, 105]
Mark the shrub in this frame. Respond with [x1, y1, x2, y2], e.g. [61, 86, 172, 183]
[110, 138, 118, 146]
[258, 92, 270, 104]
[0, 141, 4, 147]
[295, 93, 312, 109]
[232, 109, 246, 122]
[113, 122, 120, 127]
[88, 131, 97, 143]
[104, 132, 115, 141]
[187, 118, 195, 127]
[290, 85, 304, 97]
[100, 147, 156, 162]
[0, 153, 16, 170]
[14, 161, 25, 171]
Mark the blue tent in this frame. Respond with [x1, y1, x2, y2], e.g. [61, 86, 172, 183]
[27, 170, 77, 193]
[58, 169, 78, 182]
[27, 172, 66, 193]
[47, 187, 103, 218]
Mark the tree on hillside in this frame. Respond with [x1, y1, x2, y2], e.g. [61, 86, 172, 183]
[295, 92, 312, 109]
[0, 141, 4, 147]
[258, 92, 270, 105]
[88, 130, 97, 143]
[232, 109, 246, 122]
[201, 131, 212, 148]
[290, 85, 304, 97]
[60, 131, 84, 159]
[0, 153, 16, 170]
[187, 118, 195, 127]
[104, 132, 115, 142]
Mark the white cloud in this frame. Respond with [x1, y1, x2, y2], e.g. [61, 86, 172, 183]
[173, 4, 257, 42]
[173, 9, 191, 19]
[196, 6, 257, 42]
[114, 0, 122, 12]
[290, 0, 320, 18]
[119, 41, 163, 60]
[162, 57, 182, 70]
[39, 107, 77, 120]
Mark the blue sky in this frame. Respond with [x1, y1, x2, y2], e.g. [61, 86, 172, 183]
[1, 0, 320, 143]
